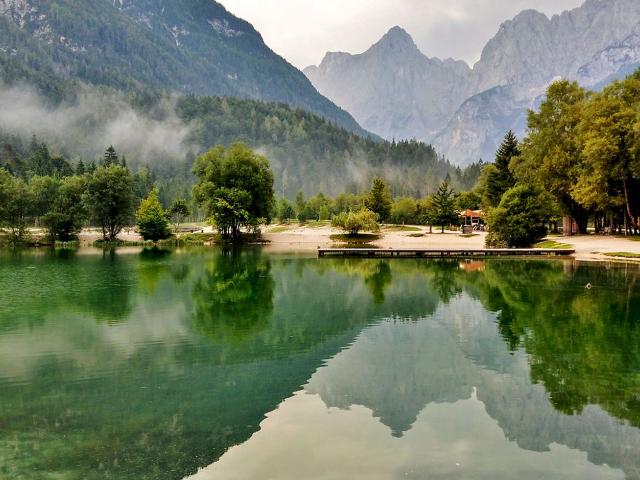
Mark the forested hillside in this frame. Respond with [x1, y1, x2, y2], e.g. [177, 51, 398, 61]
[177, 96, 480, 198]
[0, 90, 481, 202]
[0, 0, 364, 134]
[0, 0, 482, 202]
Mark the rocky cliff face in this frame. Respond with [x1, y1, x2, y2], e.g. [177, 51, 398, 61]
[305, 0, 640, 165]
[432, 86, 534, 165]
[304, 27, 472, 141]
[472, 0, 640, 92]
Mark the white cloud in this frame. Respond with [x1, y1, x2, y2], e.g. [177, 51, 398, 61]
[0, 83, 193, 163]
[221, 0, 585, 68]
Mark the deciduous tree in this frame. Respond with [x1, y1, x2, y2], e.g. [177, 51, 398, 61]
[168, 199, 191, 231]
[512, 80, 589, 233]
[332, 208, 379, 236]
[192, 143, 274, 240]
[390, 197, 417, 225]
[43, 175, 87, 241]
[86, 165, 134, 241]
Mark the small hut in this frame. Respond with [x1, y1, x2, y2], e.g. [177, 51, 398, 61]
[459, 209, 485, 232]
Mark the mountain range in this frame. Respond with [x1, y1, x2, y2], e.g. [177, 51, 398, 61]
[305, 0, 640, 165]
[0, 0, 366, 135]
[3, 0, 638, 176]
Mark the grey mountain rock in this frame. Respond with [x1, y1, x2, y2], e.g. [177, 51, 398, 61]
[304, 26, 472, 141]
[305, 0, 640, 165]
[432, 86, 533, 165]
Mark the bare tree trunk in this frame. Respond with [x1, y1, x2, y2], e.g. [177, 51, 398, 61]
[623, 178, 637, 233]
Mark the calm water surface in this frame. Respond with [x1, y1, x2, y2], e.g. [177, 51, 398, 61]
[1, 248, 639, 479]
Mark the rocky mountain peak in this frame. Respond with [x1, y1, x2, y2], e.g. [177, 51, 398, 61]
[304, 0, 640, 166]
[369, 26, 420, 56]
[510, 8, 549, 25]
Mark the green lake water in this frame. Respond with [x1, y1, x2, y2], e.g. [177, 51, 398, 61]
[1, 248, 640, 479]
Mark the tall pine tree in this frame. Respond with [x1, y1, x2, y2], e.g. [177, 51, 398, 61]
[103, 146, 119, 166]
[366, 177, 393, 222]
[480, 130, 519, 207]
[494, 130, 518, 190]
[432, 179, 456, 233]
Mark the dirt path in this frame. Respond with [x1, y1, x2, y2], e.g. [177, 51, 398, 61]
[553, 235, 640, 262]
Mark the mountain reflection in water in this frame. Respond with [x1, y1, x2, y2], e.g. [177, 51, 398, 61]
[0, 249, 639, 480]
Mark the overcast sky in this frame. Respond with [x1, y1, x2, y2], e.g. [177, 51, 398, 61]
[222, 0, 585, 68]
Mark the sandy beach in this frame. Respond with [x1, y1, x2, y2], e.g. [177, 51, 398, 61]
[263, 225, 640, 262]
[261, 225, 485, 253]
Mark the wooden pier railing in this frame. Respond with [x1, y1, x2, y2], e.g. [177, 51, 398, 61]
[318, 248, 575, 258]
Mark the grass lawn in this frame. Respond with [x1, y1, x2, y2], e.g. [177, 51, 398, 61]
[170, 232, 222, 245]
[534, 240, 573, 249]
[603, 252, 640, 259]
[382, 225, 422, 232]
[459, 234, 479, 238]
[615, 235, 640, 241]
[266, 225, 291, 234]
[304, 220, 331, 228]
[330, 233, 381, 245]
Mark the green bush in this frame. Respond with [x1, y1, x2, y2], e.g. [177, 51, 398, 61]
[331, 208, 379, 236]
[486, 185, 554, 248]
[136, 188, 170, 241]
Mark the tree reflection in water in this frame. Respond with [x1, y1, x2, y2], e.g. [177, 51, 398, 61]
[191, 248, 274, 343]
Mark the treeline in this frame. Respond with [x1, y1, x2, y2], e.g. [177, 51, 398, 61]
[479, 69, 640, 243]
[0, 146, 190, 243]
[1, 89, 482, 202]
[275, 176, 471, 232]
[0, 131, 193, 208]
[177, 95, 483, 198]
[463, 68, 640, 246]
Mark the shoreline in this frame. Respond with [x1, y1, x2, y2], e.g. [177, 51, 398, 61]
[4, 224, 640, 264]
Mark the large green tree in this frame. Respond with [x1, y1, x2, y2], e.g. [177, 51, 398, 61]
[86, 165, 134, 241]
[0, 172, 33, 241]
[573, 73, 640, 232]
[30, 176, 60, 227]
[390, 197, 417, 225]
[512, 80, 589, 233]
[416, 196, 437, 233]
[42, 175, 88, 241]
[192, 143, 275, 240]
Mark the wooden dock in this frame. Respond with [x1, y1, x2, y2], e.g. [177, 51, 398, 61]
[318, 248, 575, 258]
